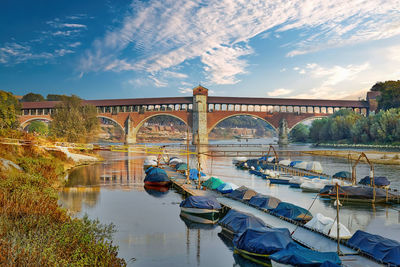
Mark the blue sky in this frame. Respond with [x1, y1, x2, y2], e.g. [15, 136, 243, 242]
[1, 0, 400, 100]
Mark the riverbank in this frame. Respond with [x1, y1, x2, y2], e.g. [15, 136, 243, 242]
[0, 135, 125, 266]
[304, 150, 400, 165]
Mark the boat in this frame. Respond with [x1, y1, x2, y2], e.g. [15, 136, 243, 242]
[233, 227, 294, 266]
[306, 161, 323, 173]
[227, 186, 258, 201]
[189, 168, 206, 180]
[248, 194, 281, 211]
[203, 177, 225, 190]
[168, 157, 183, 167]
[232, 157, 247, 165]
[143, 167, 171, 186]
[359, 176, 390, 189]
[269, 242, 341, 267]
[270, 202, 313, 223]
[179, 196, 221, 224]
[327, 185, 396, 203]
[278, 159, 291, 166]
[218, 209, 266, 239]
[333, 171, 352, 181]
[216, 182, 239, 194]
[347, 230, 400, 266]
[300, 179, 327, 193]
[174, 162, 188, 172]
[143, 158, 157, 169]
[293, 161, 308, 170]
[304, 213, 352, 239]
[288, 176, 310, 188]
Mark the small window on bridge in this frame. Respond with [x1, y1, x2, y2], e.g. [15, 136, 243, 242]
[23, 109, 29, 115]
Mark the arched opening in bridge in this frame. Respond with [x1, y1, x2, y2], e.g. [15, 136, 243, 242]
[22, 118, 51, 135]
[97, 116, 125, 142]
[289, 116, 327, 143]
[209, 115, 277, 143]
[136, 115, 188, 142]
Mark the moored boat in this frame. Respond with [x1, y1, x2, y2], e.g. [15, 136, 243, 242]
[180, 196, 221, 224]
[218, 209, 266, 239]
[143, 167, 171, 186]
[270, 202, 313, 223]
[233, 227, 294, 266]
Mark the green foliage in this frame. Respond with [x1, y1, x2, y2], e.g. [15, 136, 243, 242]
[289, 123, 309, 142]
[0, 90, 20, 130]
[50, 95, 99, 142]
[21, 92, 45, 102]
[371, 80, 400, 110]
[27, 121, 49, 135]
[46, 94, 68, 101]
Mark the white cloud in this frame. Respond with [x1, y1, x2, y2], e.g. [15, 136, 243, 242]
[179, 87, 192, 94]
[149, 76, 167, 87]
[61, 23, 87, 28]
[267, 88, 292, 97]
[387, 45, 400, 62]
[81, 0, 400, 84]
[68, 42, 81, 48]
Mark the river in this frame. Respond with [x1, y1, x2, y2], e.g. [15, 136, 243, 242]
[59, 139, 400, 266]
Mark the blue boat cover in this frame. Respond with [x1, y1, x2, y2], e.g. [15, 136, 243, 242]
[271, 202, 313, 222]
[347, 230, 400, 265]
[219, 209, 266, 234]
[180, 196, 221, 210]
[216, 183, 234, 194]
[227, 186, 258, 201]
[290, 161, 302, 167]
[333, 171, 351, 179]
[144, 167, 169, 182]
[234, 227, 294, 255]
[359, 176, 390, 187]
[249, 194, 281, 210]
[269, 243, 341, 266]
[189, 168, 206, 180]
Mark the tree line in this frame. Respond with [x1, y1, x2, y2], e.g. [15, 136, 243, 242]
[290, 80, 400, 144]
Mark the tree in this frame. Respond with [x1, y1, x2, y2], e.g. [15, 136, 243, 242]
[371, 80, 400, 110]
[0, 90, 20, 130]
[50, 95, 99, 142]
[46, 94, 68, 101]
[289, 123, 309, 142]
[21, 92, 45, 102]
[27, 121, 49, 135]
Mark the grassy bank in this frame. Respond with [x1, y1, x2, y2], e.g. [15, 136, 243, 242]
[304, 150, 400, 165]
[0, 133, 125, 266]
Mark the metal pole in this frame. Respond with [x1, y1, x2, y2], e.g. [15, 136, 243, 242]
[371, 165, 375, 203]
[336, 183, 341, 255]
[197, 131, 201, 189]
[186, 126, 190, 183]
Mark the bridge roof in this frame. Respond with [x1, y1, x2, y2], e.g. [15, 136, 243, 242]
[208, 96, 368, 108]
[21, 96, 368, 109]
[21, 97, 193, 109]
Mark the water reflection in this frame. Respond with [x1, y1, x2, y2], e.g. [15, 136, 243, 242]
[144, 185, 170, 198]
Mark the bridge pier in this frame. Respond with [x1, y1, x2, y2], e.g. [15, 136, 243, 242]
[125, 115, 137, 144]
[278, 118, 289, 146]
[192, 86, 209, 145]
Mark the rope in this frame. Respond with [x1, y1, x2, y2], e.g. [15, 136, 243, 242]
[291, 195, 318, 235]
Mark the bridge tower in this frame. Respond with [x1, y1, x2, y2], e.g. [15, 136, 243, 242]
[125, 115, 136, 144]
[192, 86, 209, 145]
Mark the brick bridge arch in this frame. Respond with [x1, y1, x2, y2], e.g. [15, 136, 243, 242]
[20, 116, 52, 129]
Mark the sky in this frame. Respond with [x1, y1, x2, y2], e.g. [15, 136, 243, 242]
[1, 0, 400, 100]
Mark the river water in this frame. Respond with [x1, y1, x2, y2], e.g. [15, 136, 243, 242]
[59, 139, 400, 266]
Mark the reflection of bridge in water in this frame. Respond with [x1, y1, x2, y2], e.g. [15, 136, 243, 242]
[20, 86, 379, 145]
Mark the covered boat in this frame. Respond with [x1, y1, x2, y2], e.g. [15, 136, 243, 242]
[175, 162, 188, 172]
[304, 213, 352, 239]
[270, 243, 341, 267]
[180, 196, 221, 224]
[329, 185, 395, 203]
[249, 194, 281, 210]
[359, 176, 390, 188]
[216, 182, 239, 194]
[300, 179, 327, 193]
[289, 161, 302, 167]
[278, 160, 291, 166]
[306, 161, 323, 173]
[169, 157, 183, 166]
[218, 210, 266, 238]
[271, 202, 313, 223]
[144, 167, 171, 186]
[234, 227, 294, 263]
[347, 230, 400, 266]
[294, 161, 308, 169]
[333, 171, 351, 180]
[203, 177, 224, 190]
[288, 176, 310, 188]
[233, 157, 247, 165]
[227, 186, 258, 201]
[143, 159, 157, 169]
[189, 168, 206, 180]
